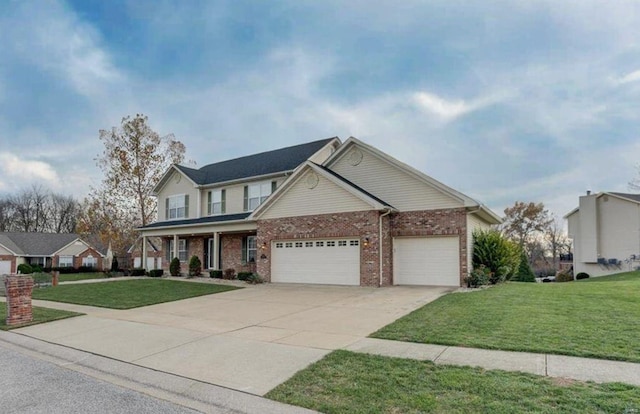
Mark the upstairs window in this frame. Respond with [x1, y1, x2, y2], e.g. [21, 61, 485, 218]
[208, 189, 226, 215]
[244, 181, 276, 211]
[166, 195, 189, 219]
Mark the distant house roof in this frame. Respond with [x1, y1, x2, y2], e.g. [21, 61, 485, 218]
[0, 232, 95, 256]
[138, 212, 252, 230]
[609, 192, 640, 203]
[174, 138, 337, 186]
[564, 192, 640, 218]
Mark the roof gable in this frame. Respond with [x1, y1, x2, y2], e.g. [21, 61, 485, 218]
[0, 232, 86, 256]
[251, 162, 394, 220]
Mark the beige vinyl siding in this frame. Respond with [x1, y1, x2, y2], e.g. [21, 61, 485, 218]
[597, 195, 640, 264]
[57, 241, 91, 256]
[578, 195, 598, 263]
[331, 146, 463, 211]
[467, 213, 492, 272]
[199, 177, 287, 216]
[260, 170, 373, 219]
[157, 172, 199, 221]
[0, 245, 13, 255]
[308, 141, 337, 164]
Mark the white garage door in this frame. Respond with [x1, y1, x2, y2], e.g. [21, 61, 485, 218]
[393, 236, 460, 286]
[271, 239, 360, 285]
[0, 260, 12, 275]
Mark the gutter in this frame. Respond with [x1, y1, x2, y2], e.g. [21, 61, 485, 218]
[379, 207, 393, 287]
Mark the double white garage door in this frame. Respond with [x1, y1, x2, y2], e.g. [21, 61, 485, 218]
[271, 239, 361, 285]
[270, 236, 460, 286]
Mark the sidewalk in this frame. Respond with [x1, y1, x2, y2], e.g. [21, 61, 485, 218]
[344, 338, 640, 386]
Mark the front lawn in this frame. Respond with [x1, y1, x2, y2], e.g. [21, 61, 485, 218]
[267, 350, 640, 414]
[0, 305, 82, 330]
[372, 271, 640, 362]
[31, 279, 240, 309]
[58, 272, 110, 282]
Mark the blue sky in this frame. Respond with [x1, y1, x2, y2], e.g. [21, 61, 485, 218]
[1, 1, 640, 219]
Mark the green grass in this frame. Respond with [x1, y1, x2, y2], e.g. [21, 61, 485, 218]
[372, 271, 640, 362]
[267, 350, 640, 414]
[0, 305, 83, 330]
[580, 271, 640, 282]
[31, 279, 240, 309]
[58, 272, 110, 282]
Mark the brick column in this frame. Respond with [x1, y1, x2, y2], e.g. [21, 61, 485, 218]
[4, 275, 34, 326]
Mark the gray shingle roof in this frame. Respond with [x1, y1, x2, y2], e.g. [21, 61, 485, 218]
[0, 233, 82, 256]
[176, 138, 336, 186]
[610, 192, 640, 203]
[139, 213, 252, 229]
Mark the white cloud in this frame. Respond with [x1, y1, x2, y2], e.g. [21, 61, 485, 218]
[616, 69, 640, 85]
[0, 153, 59, 192]
[412, 91, 509, 121]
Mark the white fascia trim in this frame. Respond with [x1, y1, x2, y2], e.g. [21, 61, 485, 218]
[0, 242, 18, 256]
[137, 218, 254, 232]
[196, 171, 290, 190]
[52, 238, 85, 256]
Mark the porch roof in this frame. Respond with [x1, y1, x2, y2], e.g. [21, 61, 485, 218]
[138, 212, 252, 230]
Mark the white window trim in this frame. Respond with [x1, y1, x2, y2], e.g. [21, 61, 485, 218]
[209, 189, 223, 216]
[82, 255, 97, 268]
[168, 194, 187, 220]
[169, 239, 188, 262]
[246, 235, 257, 263]
[248, 181, 272, 211]
[59, 256, 73, 268]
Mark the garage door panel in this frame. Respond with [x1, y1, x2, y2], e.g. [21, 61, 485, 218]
[394, 236, 460, 286]
[0, 260, 11, 275]
[272, 239, 360, 285]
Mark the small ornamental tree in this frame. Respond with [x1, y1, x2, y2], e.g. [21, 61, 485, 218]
[514, 249, 536, 282]
[188, 255, 202, 277]
[111, 256, 119, 272]
[169, 257, 181, 276]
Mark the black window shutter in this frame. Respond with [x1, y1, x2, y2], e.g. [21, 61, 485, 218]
[241, 236, 247, 263]
[165, 198, 169, 220]
[207, 191, 212, 215]
[221, 189, 226, 214]
[243, 186, 248, 211]
[165, 240, 171, 261]
[184, 195, 189, 218]
[271, 181, 277, 193]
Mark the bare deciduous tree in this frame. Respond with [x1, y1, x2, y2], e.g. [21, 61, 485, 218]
[501, 201, 553, 251]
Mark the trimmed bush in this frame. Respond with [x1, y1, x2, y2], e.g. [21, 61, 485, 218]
[465, 265, 491, 288]
[576, 272, 590, 280]
[246, 273, 264, 284]
[169, 257, 181, 276]
[78, 266, 99, 273]
[17, 263, 33, 274]
[148, 269, 164, 277]
[31, 265, 43, 273]
[556, 271, 574, 283]
[472, 230, 520, 284]
[237, 272, 253, 281]
[131, 268, 146, 276]
[209, 270, 223, 279]
[223, 268, 236, 280]
[513, 249, 535, 282]
[188, 255, 202, 277]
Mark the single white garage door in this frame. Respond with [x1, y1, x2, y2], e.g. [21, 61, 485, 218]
[393, 236, 460, 286]
[0, 260, 12, 275]
[271, 239, 360, 285]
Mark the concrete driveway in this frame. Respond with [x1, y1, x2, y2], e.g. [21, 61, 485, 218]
[16, 283, 451, 395]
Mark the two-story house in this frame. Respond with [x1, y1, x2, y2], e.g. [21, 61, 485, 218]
[137, 137, 501, 287]
[565, 191, 640, 277]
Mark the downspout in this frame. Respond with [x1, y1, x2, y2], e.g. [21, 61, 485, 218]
[379, 207, 393, 287]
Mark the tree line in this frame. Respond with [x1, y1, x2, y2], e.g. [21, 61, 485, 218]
[0, 186, 79, 233]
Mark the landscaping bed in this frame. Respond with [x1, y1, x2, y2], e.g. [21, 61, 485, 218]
[372, 271, 640, 362]
[267, 350, 640, 414]
[31, 279, 241, 309]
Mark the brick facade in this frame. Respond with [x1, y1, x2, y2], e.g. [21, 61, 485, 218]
[390, 208, 468, 285]
[220, 233, 257, 274]
[4, 275, 33, 326]
[257, 211, 384, 286]
[73, 248, 104, 270]
[257, 208, 468, 286]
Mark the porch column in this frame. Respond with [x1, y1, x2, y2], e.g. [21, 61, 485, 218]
[173, 234, 179, 259]
[142, 236, 147, 271]
[213, 232, 220, 270]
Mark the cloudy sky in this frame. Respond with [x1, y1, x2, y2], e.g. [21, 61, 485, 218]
[1, 0, 640, 219]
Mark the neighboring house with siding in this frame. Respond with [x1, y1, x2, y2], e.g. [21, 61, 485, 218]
[565, 191, 640, 277]
[0, 232, 108, 274]
[136, 137, 501, 287]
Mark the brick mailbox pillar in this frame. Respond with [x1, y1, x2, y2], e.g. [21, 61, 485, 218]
[52, 271, 59, 287]
[4, 275, 34, 326]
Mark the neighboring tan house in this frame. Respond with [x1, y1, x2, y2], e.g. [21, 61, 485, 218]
[565, 191, 640, 277]
[128, 237, 163, 270]
[137, 137, 501, 287]
[0, 232, 108, 274]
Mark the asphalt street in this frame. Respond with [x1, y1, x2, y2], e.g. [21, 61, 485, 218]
[0, 344, 198, 414]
